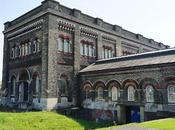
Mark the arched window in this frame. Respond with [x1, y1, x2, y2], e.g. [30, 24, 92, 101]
[64, 39, 69, 53]
[25, 43, 28, 55]
[80, 43, 84, 55]
[97, 87, 103, 99]
[37, 39, 41, 52]
[168, 85, 175, 103]
[57, 37, 63, 51]
[146, 85, 154, 102]
[22, 44, 25, 56]
[19, 45, 22, 56]
[28, 42, 32, 55]
[111, 86, 118, 101]
[58, 74, 69, 97]
[11, 47, 15, 58]
[128, 86, 135, 101]
[10, 76, 16, 95]
[84, 86, 91, 99]
[33, 40, 37, 53]
[32, 75, 40, 97]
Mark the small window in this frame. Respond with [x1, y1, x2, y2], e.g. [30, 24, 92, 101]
[22, 44, 25, 56]
[89, 45, 92, 57]
[128, 86, 135, 101]
[111, 86, 118, 101]
[25, 43, 28, 55]
[69, 41, 72, 53]
[84, 44, 88, 56]
[85, 86, 91, 99]
[33, 40, 37, 53]
[97, 87, 103, 99]
[28, 42, 32, 55]
[80, 43, 84, 55]
[37, 39, 41, 52]
[168, 85, 175, 103]
[57, 37, 63, 51]
[146, 85, 154, 102]
[64, 39, 69, 53]
[11, 47, 15, 58]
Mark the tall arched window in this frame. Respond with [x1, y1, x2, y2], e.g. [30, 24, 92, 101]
[111, 86, 118, 101]
[33, 40, 37, 53]
[64, 39, 69, 53]
[32, 75, 40, 97]
[146, 85, 154, 102]
[25, 43, 28, 55]
[37, 39, 41, 52]
[168, 85, 175, 103]
[97, 87, 103, 99]
[128, 86, 135, 101]
[84, 86, 91, 99]
[10, 76, 16, 96]
[28, 42, 32, 55]
[57, 37, 63, 51]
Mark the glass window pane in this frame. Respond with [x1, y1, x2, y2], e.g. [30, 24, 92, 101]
[64, 39, 69, 53]
[89, 45, 92, 57]
[80, 43, 83, 55]
[128, 86, 135, 101]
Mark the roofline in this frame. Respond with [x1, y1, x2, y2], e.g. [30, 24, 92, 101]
[96, 48, 175, 65]
[79, 62, 175, 75]
[3, 0, 169, 49]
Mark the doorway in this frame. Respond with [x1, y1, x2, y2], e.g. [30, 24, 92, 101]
[125, 106, 140, 123]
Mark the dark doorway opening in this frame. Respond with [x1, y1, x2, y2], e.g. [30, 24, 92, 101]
[125, 106, 140, 123]
[23, 82, 29, 102]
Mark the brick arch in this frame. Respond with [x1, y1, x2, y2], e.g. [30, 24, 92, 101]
[160, 76, 175, 89]
[81, 81, 93, 91]
[59, 73, 69, 80]
[18, 68, 31, 81]
[139, 78, 159, 89]
[9, 74, 17, 81]
[122, 79, 139, 89]
[93, 80, 105, 90]
[32, 71, 41, 79]
[106, 80, 121, 89]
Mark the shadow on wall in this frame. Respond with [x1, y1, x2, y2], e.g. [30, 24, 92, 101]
[56, 108, 114, 129]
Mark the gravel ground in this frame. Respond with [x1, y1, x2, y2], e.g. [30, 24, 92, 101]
[111, 126, 156, 130]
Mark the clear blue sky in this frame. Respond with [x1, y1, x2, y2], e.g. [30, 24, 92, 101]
[0, 0, 175, 80]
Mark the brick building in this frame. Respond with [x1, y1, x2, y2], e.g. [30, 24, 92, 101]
[1, 0, 171, 120]
[79, 49, 175, 123]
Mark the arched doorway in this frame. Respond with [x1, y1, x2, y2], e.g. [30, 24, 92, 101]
[18, 70, 30, 102]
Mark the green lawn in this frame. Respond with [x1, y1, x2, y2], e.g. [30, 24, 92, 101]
[0, 111, 174, 130]
[0, 111, 111, 130]
[97, 118, 175, 130]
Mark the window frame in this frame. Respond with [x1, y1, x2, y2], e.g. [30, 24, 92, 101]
[168, 85, 175, 103]
[128, 85, 135, 101]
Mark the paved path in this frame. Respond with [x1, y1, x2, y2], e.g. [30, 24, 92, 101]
[111, 126, 156, 130]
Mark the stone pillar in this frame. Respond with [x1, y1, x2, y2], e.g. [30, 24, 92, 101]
[2, 23, 10, 95]
[72, 24, 81, 105]
[116, 37, 122, 57]
[73, 25, 81, 75]
[97, 33, 102, 60]
[140, 106, 145, 122]
[117, 105, 126, 124]
[41, 15, 49, 99]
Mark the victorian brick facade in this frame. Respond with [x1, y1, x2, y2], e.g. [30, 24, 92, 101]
[1, 0, 171, 121]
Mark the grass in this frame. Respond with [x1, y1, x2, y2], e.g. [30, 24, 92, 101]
[0, 110, 174, 130]
[139, 118, 175, 130]
[0, 111, 111, 130]
[97, 118, 175, 130]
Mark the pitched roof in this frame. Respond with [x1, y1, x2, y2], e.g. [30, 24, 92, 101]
[79, 48, 175, 74]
